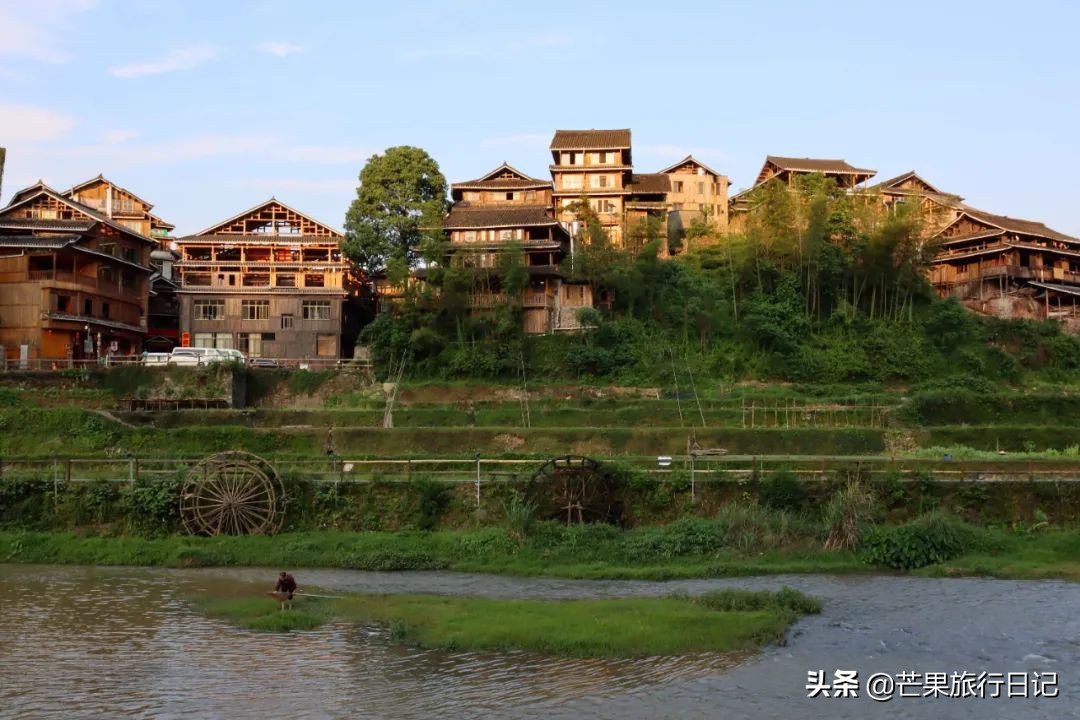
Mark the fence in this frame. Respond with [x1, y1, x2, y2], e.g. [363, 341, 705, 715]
[0, 356, 370, 372]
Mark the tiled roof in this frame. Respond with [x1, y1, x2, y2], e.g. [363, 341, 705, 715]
[550, 129, 631, 150]
[961, 208, 1080, 245]
[0, 234, 79, 249]
[871, 170, 942, 194]
[443, 205, 558, 230]
[453, 163, 551, 191]
[659, 155, 724, 178]
[765, 155, 876, 175]
[0, 218, 96, 231]
[628, 173, 670, 195]
[0, 183, 156, 244]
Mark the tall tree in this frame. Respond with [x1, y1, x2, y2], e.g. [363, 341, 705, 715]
[343, 146, 448, 277]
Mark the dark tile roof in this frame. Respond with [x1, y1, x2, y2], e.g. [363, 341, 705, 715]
[871, 170, 942, 194]
[453, 163, 551, 192]
[765, 155, 876, 175]
[962, 208, 1080, 245]
[0, 234, 79, 249]
[628, 173, 670, 195]
[550, 129, 631, 150]
[1, 183, 156, 245]
[0, 218, 96, 231]
[443, 205, 558, 230]
[1029, 281, 1080, 297]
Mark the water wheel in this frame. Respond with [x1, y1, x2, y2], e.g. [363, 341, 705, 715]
[180, 451, 285, 536]
[524, 455, 620, 524]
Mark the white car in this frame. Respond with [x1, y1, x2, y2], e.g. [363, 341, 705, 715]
[217, 348, 246, 364]
[168, 347, 224, 366]
[141, 352, 171, 366]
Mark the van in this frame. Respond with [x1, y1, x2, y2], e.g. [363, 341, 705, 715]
[168, 347, 221, 366]
[141, 352, 171, 366]
[217, 348, 246, 364]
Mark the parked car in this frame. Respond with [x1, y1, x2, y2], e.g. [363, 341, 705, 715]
[168, 347, 228, 366]
[217, 348, 246, 364]
[248, 357, 283, 369]
[141, 352, 171, 366]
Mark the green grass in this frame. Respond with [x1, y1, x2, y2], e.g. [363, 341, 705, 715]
[192, 588, 819, 657]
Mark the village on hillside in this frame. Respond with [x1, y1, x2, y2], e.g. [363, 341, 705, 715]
[1, 128, 1078, 366]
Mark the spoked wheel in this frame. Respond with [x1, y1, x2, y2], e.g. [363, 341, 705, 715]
[180, 451, 285, 535]
[524, 455, 619, 524]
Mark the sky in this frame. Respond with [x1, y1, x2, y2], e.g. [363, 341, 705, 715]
[1, 0, 1079, 236]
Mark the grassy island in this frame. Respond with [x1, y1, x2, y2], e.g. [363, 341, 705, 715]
[194, 586, 820, 658]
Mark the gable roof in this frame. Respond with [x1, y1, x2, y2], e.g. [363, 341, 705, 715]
[871, 170, 942, 195]
[452, 163, 552, 192]
[443, 205, 559, 230]
[628, 173, 670, 195]
[64, 174, 155, 210]
[0, 182, 156, 244]
[659, 155, 723, 178]
[550, 129, 632, 150]
[757, 156, 875, 185]
[956, 207, 1080, 245]
[192, 198, 343, 238]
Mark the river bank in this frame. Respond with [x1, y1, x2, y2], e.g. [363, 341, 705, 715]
[3, 521, 1080, 582]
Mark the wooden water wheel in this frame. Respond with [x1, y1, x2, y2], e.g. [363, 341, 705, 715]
[524, 455, 620, 525]
[180, 451, 285, 536]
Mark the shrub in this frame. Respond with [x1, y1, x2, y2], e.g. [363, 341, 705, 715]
[760, 470, 807, 512]
[823, 481, 879, 551]
[861, 511, 972, 569]
[502, 492, 537, 544]
[411, 478, 451, 531]
[343, 549, 448, 571]
[693, 586, 822, 616]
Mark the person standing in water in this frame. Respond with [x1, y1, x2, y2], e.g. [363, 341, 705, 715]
[274, 571, 298, 610]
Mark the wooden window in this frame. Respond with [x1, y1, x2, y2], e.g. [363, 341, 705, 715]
[563, 175, 582, 190]
[316, 334, 336, 357]
[281, 314, 294, 329]
[302, 300, 331, 320]
[241, 300, 269, 320]
[237, 333, 262, 357]
[275, 274, 296, 287]
[525, 191, 536, 201]
[590, 175, 609, 189]
[194, 333, 214, 348]
[304, 273, 325, 287]
[464, 231, 477, 242]
[697, 182, 705, 194]
[57, 295, 71, 312]
[84, 298, 93, 316]
[101, 302, 110, 319]
[194, 299, 225, 320]
[499, 230, 513, 241]
[505, 192, 515, 201]
[673, 181, 684, 192]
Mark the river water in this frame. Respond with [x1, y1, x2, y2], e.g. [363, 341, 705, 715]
[0, 565, 1076, 719]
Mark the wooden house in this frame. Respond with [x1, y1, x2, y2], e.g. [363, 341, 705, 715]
[730, 155, 876, 232]
[0, 182, 155, 363]
[550, 129, 634, 246]
[174, 199, 347, 358]
[63, 175, 175, 244]
[930, 207, 1080, 326]
[659, 155, 729, 247]
[868, 171, 963, 235]
[434, 164, 594, 333]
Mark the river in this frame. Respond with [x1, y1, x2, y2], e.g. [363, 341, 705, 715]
[0, 565, 1075, 719]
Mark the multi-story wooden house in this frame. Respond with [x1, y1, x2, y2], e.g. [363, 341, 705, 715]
[64, 175, 175, 244]
[930, 207, 1080, 327]
[435, 164, 593, 333]
[659, 155, 729, 247]
[174, 199, 348, 358]
[550, 129, 634, 246]
[0, 182, 155, 364]
[729, 155, 876, 232]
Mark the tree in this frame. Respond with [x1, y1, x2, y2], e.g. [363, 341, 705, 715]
[343, 146, 448, 277]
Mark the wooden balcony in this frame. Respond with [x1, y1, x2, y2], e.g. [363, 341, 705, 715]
[468, 291, 555, 309]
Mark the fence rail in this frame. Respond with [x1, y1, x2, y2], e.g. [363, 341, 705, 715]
[0, 356, 370, 372]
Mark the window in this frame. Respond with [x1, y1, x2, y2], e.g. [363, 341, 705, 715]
[281, 314, 294, 329]
[194, 299, 224, 320]
[463, 231, 477, 243]
[123, 247, 138, 263]
[302, 300, 331, 320]
[673, 181, 684, 192]
[465, 191, 479, 201]
[565, 152, 580, 166]
[304, 273, 325, 287]
[195, 332, 232, 348]
[505, 192, 515, 201]
[101, 302, 110, 319]
[122, 271, 137, 290]
[563, 175, 582, 190]
[275, 274, 296, 287]
[499, 229, 513, 241]
[84, 299, 93, 316]
[261, 333, 276, 341]
[241, 300, 269, 320]
[317, 334, 336, 357]
[697, 182, 705, 194]
[237, 333, 262, 357]
[57, 295, 71, 312]
[595, 151, 612, 164]
[525, 191, 536, 202]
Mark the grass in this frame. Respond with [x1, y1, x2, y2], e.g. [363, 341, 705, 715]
[192, 587, 820, 657]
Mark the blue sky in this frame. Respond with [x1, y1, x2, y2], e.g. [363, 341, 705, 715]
[2, 0, 1078, 235]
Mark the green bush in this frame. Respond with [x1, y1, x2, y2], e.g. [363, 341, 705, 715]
[860, 511, 972, 569]
[343, 549, 448, 571]
[411, 478, 451, 531]
[760, 470, 807, 512]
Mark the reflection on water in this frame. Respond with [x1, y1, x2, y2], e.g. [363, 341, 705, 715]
[1, 565, 1077, 719]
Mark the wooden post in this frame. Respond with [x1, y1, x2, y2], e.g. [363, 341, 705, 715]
[750, 401, 756, 428]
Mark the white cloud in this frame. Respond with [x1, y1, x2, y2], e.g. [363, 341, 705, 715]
[101, 128, 141, 144]
[0, 103, 76, 142]
[257, 41, 304, 58]
[0, 0, 98, 64]
[108, 46, 217, 78]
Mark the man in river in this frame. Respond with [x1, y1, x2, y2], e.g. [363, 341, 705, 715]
[273, 571, 298, 610]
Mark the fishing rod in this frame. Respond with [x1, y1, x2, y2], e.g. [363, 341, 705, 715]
[267, 591, 344, 600]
